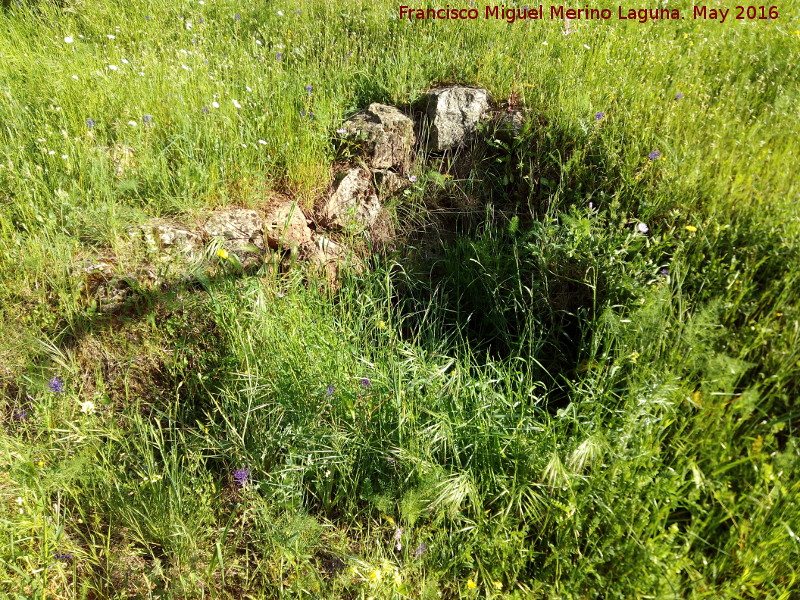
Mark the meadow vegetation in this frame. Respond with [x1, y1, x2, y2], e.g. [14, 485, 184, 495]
[1, 0, 799, 598]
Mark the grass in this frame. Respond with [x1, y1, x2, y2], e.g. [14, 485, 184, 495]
[1, 0, 799, 598]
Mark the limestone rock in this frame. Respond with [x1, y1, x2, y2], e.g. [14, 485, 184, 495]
[127, 223, 201, 254]
[204, 209, 264, 252]
[342, 103, 416, 173]
[263, 201, 313, 250]
[308, 235, 363, 290]
[373, 170, 410, 197]
[422, 86, 490, 151]
[80, 262, 137, 313]
[320, 168, 381, 229]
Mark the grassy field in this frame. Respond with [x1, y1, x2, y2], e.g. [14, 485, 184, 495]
[1, 0, 799, 598]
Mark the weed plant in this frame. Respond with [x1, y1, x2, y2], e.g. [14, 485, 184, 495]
[1, 1, 798, 598]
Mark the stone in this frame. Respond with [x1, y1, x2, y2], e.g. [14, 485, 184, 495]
[373, 170, 409, 197]
[263, 200, 313, 250]
[320, 168, 381, 229]
[204, 209, 264, 252]
[315, 235, 342, 256]
[422, 86, 490, 151]
[308, 235, 363, 290]
[127, 222, 201, 254]
[342, 103, 416, 173]
[80, 262, 137, 313]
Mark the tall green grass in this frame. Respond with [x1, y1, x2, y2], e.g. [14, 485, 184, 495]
[1, 0, 799, 598]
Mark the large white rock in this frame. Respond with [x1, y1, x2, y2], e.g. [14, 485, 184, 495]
[127, 222, 201, 254]
[342, 103, 416, 173]
[423, 86, 490, 151]
[320, 168, 381, 229]
[263, 200, 313, 250]
[204, 208, 264, 251]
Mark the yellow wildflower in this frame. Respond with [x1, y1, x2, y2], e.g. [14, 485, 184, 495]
[467, 578, 477, 589]
[216, 248, 229, 259]
[685, 225, 698, 232]
[493, 581, 503, 590]
[368, 568, 382, 583]
[377, 320, 386, 330]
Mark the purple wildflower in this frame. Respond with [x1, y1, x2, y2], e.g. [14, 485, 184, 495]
[325, 384, 335, 398]
[414, 543, 428, 559]
[360, 377, 371, 389]
[48, 377, 65, 393]
[232, 467, 250, 488]
[675, 92, 684, 100]
[12, 408, 27, 421]
[408, 175, 418, 183]
[86, 118, 96, 130]
[145, 15, 150, 21]
[276, 51, 283, 60]
[300, 109, 306, 117]
[394, 528, 403, 550]
[637, 222, 649, 234]
[234, 13, 241, 21]
[305, 84, 313, 93]
[53, 552, 73, 561]
[202, 106, 209, 113]
[648, 150, 662, 161]
[143, 114, 153, 125]
[595, 112, 605, 121]
[660, 267, 669, 276]
[198, 17, 204, 24]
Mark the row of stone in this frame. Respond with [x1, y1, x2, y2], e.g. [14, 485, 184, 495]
[84, 85, 510, 310]
[130, 85, 499, 257]
[318, 85, 494, 231]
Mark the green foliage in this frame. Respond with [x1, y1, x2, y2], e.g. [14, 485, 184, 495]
[1, 0, 799, 598]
